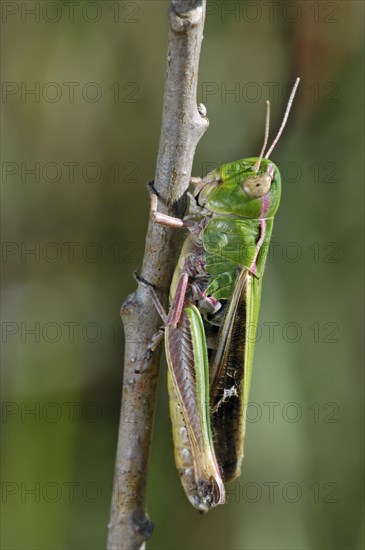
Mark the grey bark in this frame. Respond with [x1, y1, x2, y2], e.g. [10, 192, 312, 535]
[107, 1, 208, 548]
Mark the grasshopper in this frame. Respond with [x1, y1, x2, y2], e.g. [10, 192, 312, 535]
[140, 78, 300, 512]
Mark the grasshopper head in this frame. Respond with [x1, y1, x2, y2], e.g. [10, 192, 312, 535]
[198, 78, 300, 219]
[200, 157, 281, 219]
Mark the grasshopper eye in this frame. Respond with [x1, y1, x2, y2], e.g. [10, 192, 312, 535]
[241, 173, 271, 198]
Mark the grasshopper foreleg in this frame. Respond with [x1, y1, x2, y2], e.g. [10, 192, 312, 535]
[147, 180, 166, 204]
[149, 186, 186, 229]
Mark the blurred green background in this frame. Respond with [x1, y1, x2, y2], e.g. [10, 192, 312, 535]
[1, 1, 364, 549]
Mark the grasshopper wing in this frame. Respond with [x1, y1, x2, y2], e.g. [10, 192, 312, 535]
[166, 304, 225, 511]
[210, 268, 263, 482]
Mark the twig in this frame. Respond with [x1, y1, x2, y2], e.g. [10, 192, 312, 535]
[107, 2, 208, 549]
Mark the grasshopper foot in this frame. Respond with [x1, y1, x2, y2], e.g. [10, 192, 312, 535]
[149, 189, 185, 228]
[133, 271, 154, 289]
[144, 328, 165, 358]
[134, 271, 168, 323]
[147, 180, 168, 206]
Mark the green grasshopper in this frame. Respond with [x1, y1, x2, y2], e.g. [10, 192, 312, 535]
[141, 78, 300, 512]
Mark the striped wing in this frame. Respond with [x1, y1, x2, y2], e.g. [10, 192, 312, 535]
[166, 305, 225, 511]
[209, 268, 263, 482]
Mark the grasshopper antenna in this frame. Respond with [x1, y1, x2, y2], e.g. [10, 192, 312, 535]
[264, 77, 300, 160]
[253, 100, 270, 172]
